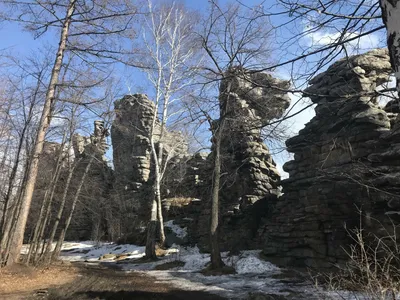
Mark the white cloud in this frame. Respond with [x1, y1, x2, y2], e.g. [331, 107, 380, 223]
[305, 30, 381, 54]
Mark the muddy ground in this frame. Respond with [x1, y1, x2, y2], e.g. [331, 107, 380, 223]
[0, 262, 227, 300]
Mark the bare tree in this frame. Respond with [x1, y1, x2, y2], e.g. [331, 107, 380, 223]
[0, 0, 136, 266]
[41, 109, 80, 264]
[26, 130, 68, 265]
[52, 120, 109, 259]
[52, 155, 95, 259]
[252, 1, 389, 86]
[0, 75, 40, 244]
[136, 0, 200, 258]
[194, 1, 275, 270]
[0, 54, 49, 265]
[2, 0, 78, 266]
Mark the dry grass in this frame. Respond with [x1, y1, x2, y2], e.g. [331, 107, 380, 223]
[313, 213, 400, 300]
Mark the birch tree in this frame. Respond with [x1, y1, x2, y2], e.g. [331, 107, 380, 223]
[137, 0, 200, 259]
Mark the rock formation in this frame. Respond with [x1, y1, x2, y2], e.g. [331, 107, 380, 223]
[215, 69, 291, 250]
[111, 94, 188, 234]
[162, 152, 208, 200]
[73, 120, 109, 159]
[171, 69, 291, 251]
[25, 49, 400, 270]
[112, 94, 156, 198]
[67, 121, 115, 241]
[261, 49, 398, 268]
[217, 68, 290, 210]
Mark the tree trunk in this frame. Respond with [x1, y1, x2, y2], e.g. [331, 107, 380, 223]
[32, 170, 61, 264]
[27, 131, 67, 265]
[0, 101, 13, 187]
[25, 188, 50, 263]
[0, 140, 11, 234]
[145, 196, 158, 260]
[146, 85, 162, 258]
[156, 191, 165, 246]
[209, 80, 232, 270]
[0, 199, 17, 255]
[53, 155, 94, 260]
[0, 155, 30, 265]
[1, 141, 24, 236]
[0, 75, 39, 240]
[91, 215, 101, 242]
[155, 96, 169, 247]
[210, 126, 224, 270]
[1, 181, 24, 266]
[42, 159, 79, 263]
[380, 0, 400, 93]
[154, 152, 165, 247]
[5, 0, 77, 266]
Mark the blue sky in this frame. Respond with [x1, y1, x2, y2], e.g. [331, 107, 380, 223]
[0, 0, 388, 176]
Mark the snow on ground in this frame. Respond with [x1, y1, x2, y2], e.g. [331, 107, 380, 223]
[21, 240, 97, 255]
[18, 238, 373, 299]
[164, 220, 187, 238]
[54, 222, 367, 299]
[62, 241, 100, 250]
[145, 269, 318, 299]
[57, 240, 342, 299]
[61, 242, 146, 262]
[174, 245, 210, 271]
[232, 250, 280, 274]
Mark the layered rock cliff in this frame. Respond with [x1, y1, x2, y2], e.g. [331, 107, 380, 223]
[111, 94, 188, 234]
[218, 68, 290, 210]
[174, 69, 291, 251]
[261, 49, 399, 268]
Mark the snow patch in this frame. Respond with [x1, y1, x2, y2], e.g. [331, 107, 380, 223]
[164, 220, 187, 238]
[179, 245, 210, 271]
[56, 242, 350, 299]
[62, 241, 100, 250]
[235, 253, 280, 274]
[61, 242, 145, 262]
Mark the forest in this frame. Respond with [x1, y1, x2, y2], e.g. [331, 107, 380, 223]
[0, 0, 399, 299]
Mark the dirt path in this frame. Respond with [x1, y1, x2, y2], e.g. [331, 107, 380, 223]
[0, 263, 227, 300]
